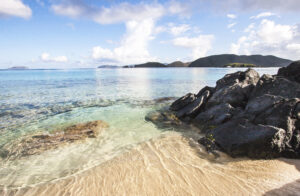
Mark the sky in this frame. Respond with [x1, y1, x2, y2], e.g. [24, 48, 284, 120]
[0, 0, 300, 68]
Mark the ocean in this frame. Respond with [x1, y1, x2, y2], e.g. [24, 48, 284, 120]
[1, 67, 300, 195]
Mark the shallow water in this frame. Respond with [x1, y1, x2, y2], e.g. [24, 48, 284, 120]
[2, 133, 300, 196]
[2, 67, 298, 195]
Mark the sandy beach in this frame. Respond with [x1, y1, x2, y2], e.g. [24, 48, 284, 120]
[3, 132, 300, 196]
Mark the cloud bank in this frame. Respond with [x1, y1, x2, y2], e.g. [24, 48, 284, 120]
[0, 0, 31, 19]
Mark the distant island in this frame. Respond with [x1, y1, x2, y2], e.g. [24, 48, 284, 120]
[97, 65, 120, 68]
[124, 62, 167, 68]
[8, 66, 29, 70]
[122, 54, 292, 68]
[224, 63, 257, 67]
[189, 54, 291, 67]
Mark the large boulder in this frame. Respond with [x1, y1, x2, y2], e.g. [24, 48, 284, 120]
[203, 118, 286, 158]
[245, 94, 284, 115]
[215, 68, 260, 90]
[170, 93, 196, 111]
[162, 61, 300, 159]
[249, 74, 300, 100]
[193, 103, 234, 127]
[277, 60, 300, 83]
[207, 69, 260, 108]
[175, 90, 211, 118]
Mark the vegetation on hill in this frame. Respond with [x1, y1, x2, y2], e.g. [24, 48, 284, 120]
[124, 62, 167, 68]
[167, 61, 190, 67]
[189, 54, 292, 67]
[224, 63, 257, 67]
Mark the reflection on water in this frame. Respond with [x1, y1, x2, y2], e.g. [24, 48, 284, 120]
[1, 67, 290, 195]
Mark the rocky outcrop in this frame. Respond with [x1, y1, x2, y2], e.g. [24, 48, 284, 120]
[0, 120, 108, 160]
[277, 61, 300, 83]
[167, 62, 300, 159]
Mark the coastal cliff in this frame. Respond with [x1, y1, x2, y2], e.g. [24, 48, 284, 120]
[147, 61, 300, 159]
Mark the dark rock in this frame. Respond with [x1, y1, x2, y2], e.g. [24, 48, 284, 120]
[170, 93, 196, 111]
[208, 118, 286, 158]
[278, 61, 300, 83]
[245, 94, 283, 115]
[196, 86, 215, 97]
[249, 74, 300, 100]
[176, 90, 211, 118]
[253, 98, 300, 149]
[198, 136, 220, 156]
[164, 63, 300, 159]
[215, 68, 260, 90]
[193, 103, 234, 127]
[253, 98, 299, 130]
[207, 69, 260, 108]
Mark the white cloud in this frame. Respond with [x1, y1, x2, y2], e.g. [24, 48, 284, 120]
[244, 23, 255, 32]
[0, 0, 32, 19]
[41, 53, 50, 61]
[211, 0, 300, 12]
[52, 1, 193, 64]
[250, 12, 278, 19]
[227, 22, 237, 29]
[52, 4, 84, 18]
[92, 47, 114, 59]
[227, 14, 236, 19]
[257, 19, 294, 44]
[53, 56, 68, 63]
[230, 19, 300, 60]
[172, 35, 215, 60]
[40, 53, 68, 63]
[52, 2, 165, 24]
[92, 19, 157, 65]
[230, 36, 248, 54]
[286, 43, 300, 51]
[169, 24, 191, 36]
[167, 1, 191, 18]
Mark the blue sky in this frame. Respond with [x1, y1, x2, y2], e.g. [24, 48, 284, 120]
[0, 0, 300, 68]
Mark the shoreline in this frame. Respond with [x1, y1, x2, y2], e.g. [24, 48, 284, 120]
[2, 132, 300, 196]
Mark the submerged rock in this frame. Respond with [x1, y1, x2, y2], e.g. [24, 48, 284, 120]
[165, 62, 300, 159]
[1, 120, 108, 160]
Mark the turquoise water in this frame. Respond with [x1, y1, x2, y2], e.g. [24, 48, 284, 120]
[0, 67, 278, 188]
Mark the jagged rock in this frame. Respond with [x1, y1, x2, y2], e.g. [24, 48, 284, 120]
[165, 61, 300, 159]
[176, 90, 211, 118]
[196, 86, 215, 97]
[277, 60, 300, 83]
[215, 68, 260, 90]
[170, 93, 196, 111]
[1, 120, 108, 160]
[193, 103, 234, 127]
[253, 99, 299, 149]
[207, 69, 260, 108]
[245, 94, 284, 115]
[249, 74, 300, 100]
[207, 118, 286, 158]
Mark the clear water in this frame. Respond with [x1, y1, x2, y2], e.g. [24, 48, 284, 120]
[0, 67, 278, 189]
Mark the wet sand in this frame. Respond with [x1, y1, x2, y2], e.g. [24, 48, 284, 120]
[2, 132, 300, 196]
